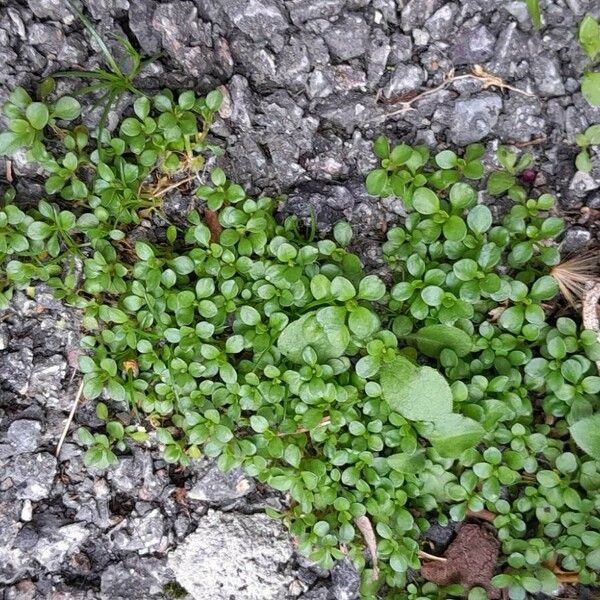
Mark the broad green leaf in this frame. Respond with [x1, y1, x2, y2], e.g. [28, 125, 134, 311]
[570, 414, 600, 459]
[366, 169, 388, 196]
[53, 96, 81, 120]
[408, 324, 472, 357]
[25, 102, 49, 130]
[582, 72, 600, 106]
[380, 357, 452, 421]
[425, 414, 485, 458]
[486, 171, 515, 195]
[412, 187, 440, 214]
[578, 15, 600, 61]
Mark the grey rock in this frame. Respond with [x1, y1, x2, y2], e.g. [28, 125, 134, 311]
[412, 28, 430, 46]
[330, 559, 360, 600]
[425, 3, 459, 40]
[188, 460, 254, 504]
[129, 0, 161, 54]
[28, 354, 68, 408]
[151, 2, 212, 78]
[218, 0, 288, 41]
[26, 0, 74, 22]
[308, 68, 336, 99]
[570, 170, 600, 197]
[390, 33, 413, 63]
[33, 523, 89, 572]
[531, 56, 566, 97]
[561, 227, 592, 254]
[6, 420, 42, 455]
[366, 29, 391, 87]
[324, 15, 369, 61]
[504, 1, 531, 24]
[27, 23, 64, 54]
[0, 452, 57, 501]
[289, 0, 345, 24]
[168, 509, 294, 600]
[112, 508, 165, 553]
[452, 25, 496, 65]
[449, 94, 503, 145]
[401, 0, 440, 31]
[100, 557, 171, 600]
[317, 93, 382, 131]
[384, 63, 424, 98]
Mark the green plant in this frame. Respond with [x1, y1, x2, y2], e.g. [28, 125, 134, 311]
[2, 83, 600, 600]
[486, 146, 534, 200]
[524, 0, 542, 31]
[55, 0, 159, 145]
[578, 14, 600, 106]
[575, 124, 600, 172]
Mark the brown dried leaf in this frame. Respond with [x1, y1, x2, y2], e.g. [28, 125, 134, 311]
[204, 209, 223, 243]
[420, 523, 500, 598]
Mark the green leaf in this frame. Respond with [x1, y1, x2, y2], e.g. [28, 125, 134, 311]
[250, 415, 269, 433]
[135, 241, 154, 261]
[578, 15, 600, 61]
[206, 89, 223, 112]
[570, 414, 600, 459]
[27, 221, 52, 240]
[380, 357, 453, 421]
[373, 136, 389, 159]
[211, 167, 226, 186]
[576, 150, 593, 173]
[333, 221, 352, 247]
[408, 324, 472, 358]
[435, 150, 457, 169]
[412, 187, 440, 214]
[0, 132, 26, 155]
[53, 96, 81, 120]
[348, 306, 380, 340]
[357, 275, 385, 301]
[582, 72, 600, 106]
[366, 169, 388, 196]
[25, 102, 49, 130]
[443, 215, 467, 241]
[526, 0, 542, 30]
[467, 205, 493, 234]
[425, 414, 485, 458]
[486, 171, 516, 195]
[277, 310, 349, 364]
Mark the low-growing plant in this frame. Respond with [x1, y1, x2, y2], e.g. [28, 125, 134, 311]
[578, 14, 600, 106]
[1, 87, 600, 600]
[575, 124, 600, 172]
[485, 146, 535, 200]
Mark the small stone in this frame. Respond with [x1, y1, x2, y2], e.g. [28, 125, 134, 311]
[26, 0, 74, 22]
[5, 421, 42, 456]
[450, 94, 503, 145]
[0, 452, 57, 501]
[20, 500, 33, 523]
[33, 523, 90, 572]
[218, 0, 288, 41]
[425, 3, 458, 40]
[188, 461, 254, 505]
[330, 559, 360, 600]
[384, 63, 424, 98]
[324, 15, 370, 61]
[570, 170, 600, 197]
[452, 25, 496, 65]
[401, 0, 440, 31]
[561, 227, 592, 254]
[531, 56, 566, 97]
[412, 28, 430, 46]
[289, 0, 345, 24]
[168, 510, 294, 600]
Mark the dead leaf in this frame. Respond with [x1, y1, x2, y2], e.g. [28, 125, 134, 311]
[354, 515, 379, 581]
[420, 523, 500, 598]
[204, 209, 222, 243]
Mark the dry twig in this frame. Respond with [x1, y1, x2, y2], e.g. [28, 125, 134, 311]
[582, 282, 600, 374]
[418, 550, 448, 563]
[55, 378, 84, 458]
[374, 65, 534, 123]
[354, 514, 380, 580]
[6, 159, 13, 183]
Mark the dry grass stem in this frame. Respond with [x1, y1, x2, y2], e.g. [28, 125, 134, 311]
[55, 377, 84, 458]
[354, 514, 380, 580]
[417, 550, 448, 563]
[551, 253, 600, 306]
[375, 65, 534, 123]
